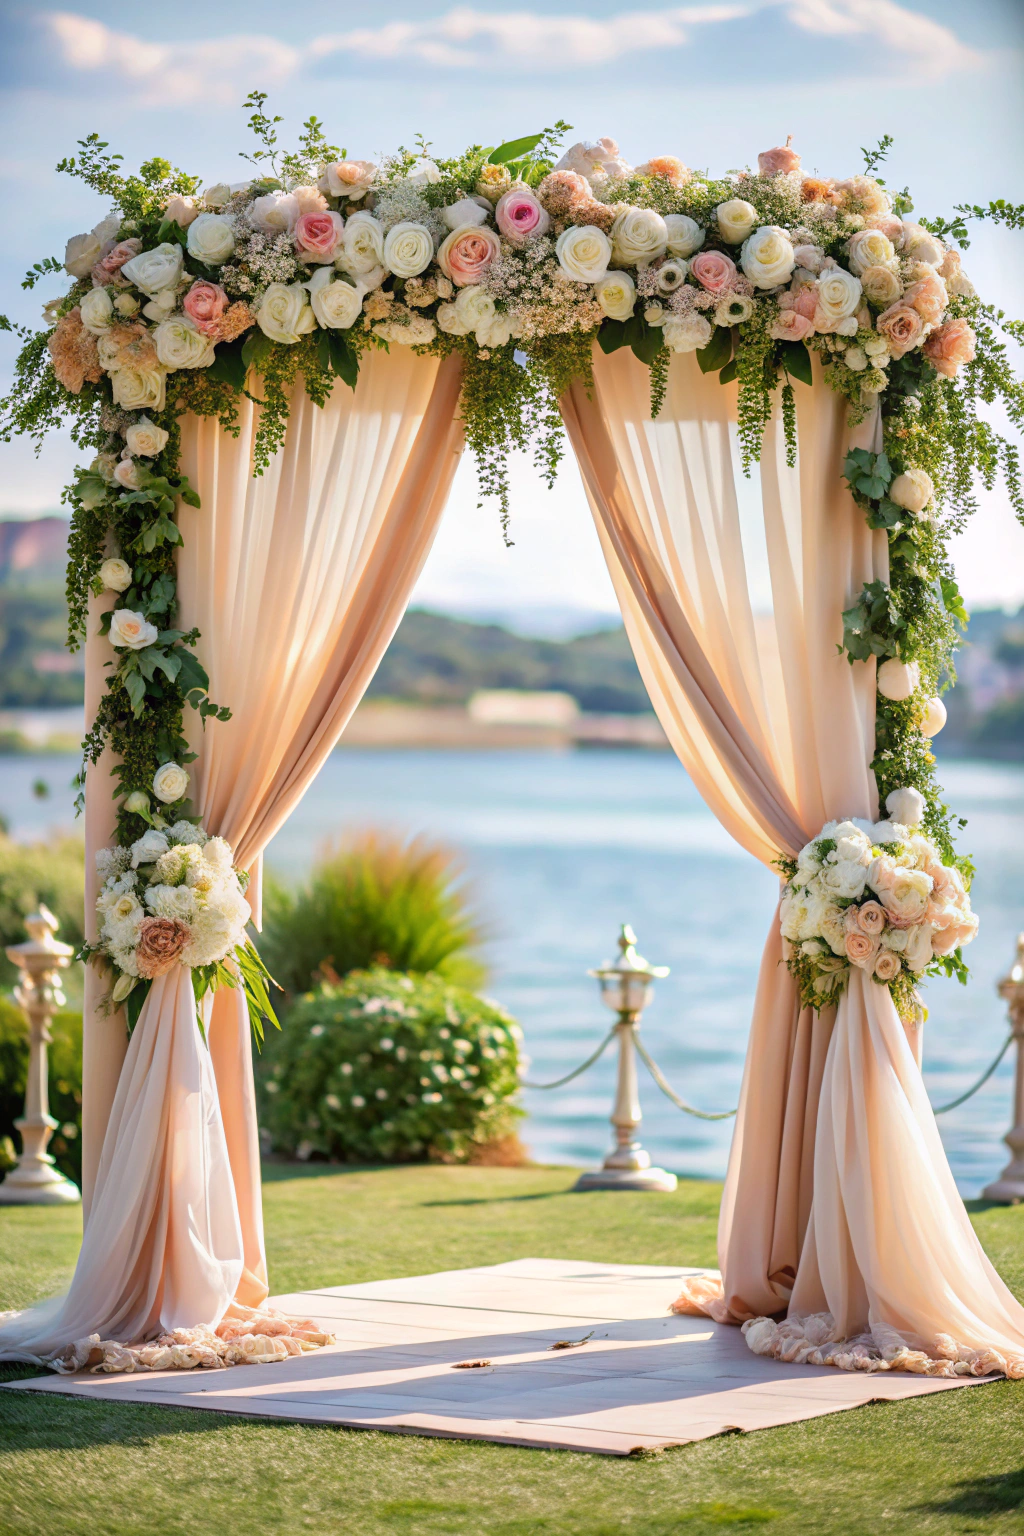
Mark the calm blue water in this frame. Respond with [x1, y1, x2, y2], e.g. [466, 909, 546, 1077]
[2, 749, 1022, 1196]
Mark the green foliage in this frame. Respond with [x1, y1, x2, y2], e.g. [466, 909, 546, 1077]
[255, 968, 521, 1164]
[0, 836, 84, 993]
[261, 831, 484, 997]
[0, 1001, 82, 1184]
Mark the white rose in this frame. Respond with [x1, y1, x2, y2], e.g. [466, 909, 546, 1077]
[844, 346, 868, 372]
[111, 367, 167, 413]
[125, 416, 169, 458]
[435, 302, 470, 337]
[453, 285, 496, 332]
[594, 270, 636, 321]
[644, 303, 666, 326]
[109, 608, 158, 650]
[113, 459, 140, 490]
[186, 213, 236, 266]
[153, 762, 190, 804]
[256, 282, 317, 345]
[886, 787, 925, 826]
[847, 228, 897, 276]
[664, 214, 704, 259]
[99, 557, 132, 593]
[877, 657, 921, 701]
[342, 211, 386, 275]
[715, 199, 758, 244]
[304, 268, 363, 330]
[610, 207, 668, 266]
[64, 231, 103, 278]
[662, 313, 713, 353]
[475, 313, 512, 349]
[202, 183, 231, 208]
[555, 225, 612, 283]
[153, 316, 216, 370]
[901, 222, 944, 266]
[248, 192, 299, 234]
[383, 222, 434, 279]
[406, 157, 441, 187]
[121, 242, 184, 295]
[443, 198, 489, 231]
[79, 286, 115, 335]
[889, 468, 934, 514]
[814, 266, 863, 329]
[903, 923, 934, 974]
[92, 214, 121, 244]
[740, 226, 796, 289]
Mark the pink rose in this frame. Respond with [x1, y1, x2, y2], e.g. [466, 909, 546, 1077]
[690, 250, 737, 294]
[495, 186, 550, 245]
[857, 900, 887, 936]
[846, 931, 880, 969]
[136, 917, 190, 979]
[183, 280, 229, 337]
[780, 284, 818, 320]
[876, 301, 926, 359]
[91, 238, 143, 288]
[770, 309, 813, 342]
[294, 210, 345, 264]
[904, 272, 948, 326]
[923, 318, 976, 379]
[758, 140, 801, 176]
[437, 225, 502, 286]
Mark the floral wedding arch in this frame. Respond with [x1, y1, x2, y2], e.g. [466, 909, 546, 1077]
[2, 100, 1024, 1380]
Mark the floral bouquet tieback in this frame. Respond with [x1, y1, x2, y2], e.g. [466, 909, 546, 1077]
[778, 787, 977, 1018]
[89, 822, 278, 1038]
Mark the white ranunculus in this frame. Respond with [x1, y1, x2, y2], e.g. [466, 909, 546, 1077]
[610, 206, 668, 267]
[111, 367, 167, 413]
[256, 282, 317, 345]
[80, 286, 115, 335]
[383, 221, 434, 279]
[435, 302, 470, 336]
[406, 157, 441, 187]
[901, 222, 944, 266]
[153, 315, 216, 370]
[886, 787, 925, 826]
[814, 266, 863, 329]
[99, 557, 133, 593]
[125, 416, 169, 458]
[740, 226, 796, 289]
[663, 214, 704, 259]
[120, 242, 184, 296]
[248, 191, 299, 234]
[109, 608, 158, 651]
[889, 467, 934, 514]
[443, 198, 489, 231]
[715, 199, 758, 244]
[847, 228, 897, 276]
[877, 657, 921, 701]
[304, 267, 363, 330]
[152, 762, 190, 804]
[663, 313, 713, 353]
[453, 285, 496, 332]
[555, 224, 612, 283]
[594, 270, 636, 321]
[186, 213, 236, 266]
[342, 211, 386, 275]
[64, 231, 103, 278]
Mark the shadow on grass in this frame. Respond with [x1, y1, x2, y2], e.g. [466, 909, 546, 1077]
[421, 1192, 572, 1207]
[917, 1466, 1024, 1516]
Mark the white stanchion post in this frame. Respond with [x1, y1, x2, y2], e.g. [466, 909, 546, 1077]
[0, 905, 80, 1206]
[983, 934, 1024, 1205]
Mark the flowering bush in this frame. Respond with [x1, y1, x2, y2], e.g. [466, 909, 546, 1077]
[256, 968, 522, 1164]
[779, 788, 977, 1019]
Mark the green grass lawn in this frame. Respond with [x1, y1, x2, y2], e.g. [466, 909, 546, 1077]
[2, 1164, 1024, 1536]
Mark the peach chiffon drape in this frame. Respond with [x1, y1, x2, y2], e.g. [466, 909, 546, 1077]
[0, 351, 463, 1362]
[562, 345, 1024, 1361]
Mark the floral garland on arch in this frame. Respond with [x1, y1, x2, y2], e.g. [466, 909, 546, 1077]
[1, 101, 1023, 1025]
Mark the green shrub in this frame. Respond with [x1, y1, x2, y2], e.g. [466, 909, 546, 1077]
[0, 835, 85, 994]
[0, 998, 83, 1185]
[256, 967, 522, 1164]
[261, 832, 484, 994]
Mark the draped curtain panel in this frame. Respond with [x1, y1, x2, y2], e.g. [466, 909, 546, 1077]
[561, 346, 1024, 1359]
[1, 350, 464, 1362]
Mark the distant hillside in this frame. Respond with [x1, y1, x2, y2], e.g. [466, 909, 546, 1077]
[366, 610, 651, 714]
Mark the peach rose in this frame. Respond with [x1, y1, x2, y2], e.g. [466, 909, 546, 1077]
[91, 238, 143, 288]
[758, 140, 801, 176]
[136, 917, 191, 979]
[537, 169, 591, 218]
[291, 185, 328, 217]
[182, 280, 229, 337]
[437, 225, 502, 286]
[923, 318, 976, 379]
[325, 160, 376, 200]
[637, 156, 691, 187]
[294, 210, 344, 264]
[876, 301, 926, 359]
[904, 271, 948, 325]
[690, 249, 737, 294]
[165, 196, 198, 228]
[866, 213, 905, 245]
[780, 284, 818, 320]
[800, 176, 835, 203]
[857, 900, 887, 936]
[846, 931, 880, 969]
[770, 309, 813, 342]
[874, 950, 902, 981]
[860, 265, 902, 307]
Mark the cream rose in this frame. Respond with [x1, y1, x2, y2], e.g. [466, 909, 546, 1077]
[153, 316, 216, 370]
[435, 303, 470, 337]
[256, 282, 317, 345]
[610, 207, 668, 266]
[889, 467, 934, 514]
[663, 313, 713, 353]
[920, 696, 947, 736]
[99, 557, 133, 593]
[740, 226, 796, 289]
[904, 923, 934, 973]
[901, 222, 944, 266]
[877, 657, 921, 701]
[109, 609, 158, 650]
[125, 416, 169, 458]
[594, 270, 636, 321]
[121, 242, 184, 295]
[186, 213, 236, 266]
[814, 266, 863, 330]
[342, 212, 386, 276]
[111, 367, 167, 413]
[663, 214, 704, 259]
[715, 199, 758, 244]
[113, 459, 140, 491]
[152, 762, 190, 804]
[80, 286, 115, 335]
[383, 222, 434, 279]
[874, 950, 902, 982]
[555, 225, 612, 283]
[453, 285, 496, 334]
[406, 157, 441, 187]
[248, 192, 299, 234]
[324, 159, 376, 200]
[304, 268, 362, 330]
[860, 265, 903, 307]
[847, 228, 897, 276]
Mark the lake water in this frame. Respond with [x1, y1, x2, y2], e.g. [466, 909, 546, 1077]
[3, 748, 1022, 1197]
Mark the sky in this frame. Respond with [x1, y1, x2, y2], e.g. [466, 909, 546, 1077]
[0, 0, 1022, 625]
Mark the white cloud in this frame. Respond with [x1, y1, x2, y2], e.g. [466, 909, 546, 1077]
[41, 1, 976, 103]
